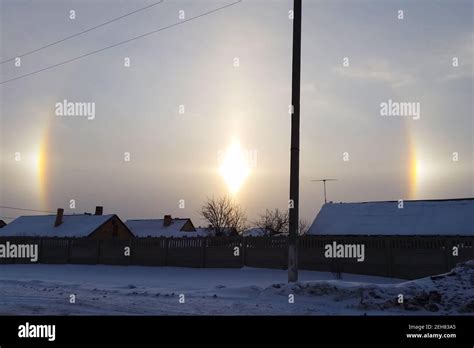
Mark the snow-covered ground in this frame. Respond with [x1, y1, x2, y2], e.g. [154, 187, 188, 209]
[0, 262, 472, 315]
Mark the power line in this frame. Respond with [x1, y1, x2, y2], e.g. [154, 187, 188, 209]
[0, 205, 56, 214]
[0, 0, 242, 85]
[0, 0, 165, 65]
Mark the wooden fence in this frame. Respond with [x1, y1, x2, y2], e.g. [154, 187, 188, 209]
[0, 236, 472, 279]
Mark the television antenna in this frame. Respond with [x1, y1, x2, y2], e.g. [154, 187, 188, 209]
[311, 179, 338, 204]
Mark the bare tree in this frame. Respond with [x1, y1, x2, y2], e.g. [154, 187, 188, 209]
[200, 196, 247, 236]
[254, 209, 289, 236]
[298, 219, 309, 235]
[254, 209, 309, 236]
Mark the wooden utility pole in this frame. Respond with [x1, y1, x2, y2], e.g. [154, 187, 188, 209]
[288, 0, 302, 283]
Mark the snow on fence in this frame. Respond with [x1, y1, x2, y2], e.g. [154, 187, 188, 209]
[0, 236, 472, 279]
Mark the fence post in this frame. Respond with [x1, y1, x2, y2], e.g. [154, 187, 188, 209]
[38, 238, 43, 264]
[386, 237, 393, 277]
[201, 237, 207, 268]
[443, 238, 451, 272]
[164, 238, 169, 266]
[67, 239, 71, 264]
[240, 236, 247, 268]
[127, 238, 132, 266]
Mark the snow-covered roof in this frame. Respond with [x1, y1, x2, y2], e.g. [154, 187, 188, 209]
[0, 214, 115, 238]
[308, 198, 474, 236]
[126, 219, 202, 238]
[242, 228, 266, 237]
[195, 228, 212, 236]
[196, 227, 238, 236]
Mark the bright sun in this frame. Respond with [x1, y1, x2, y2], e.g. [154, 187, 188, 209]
[219, 140, 250, 195]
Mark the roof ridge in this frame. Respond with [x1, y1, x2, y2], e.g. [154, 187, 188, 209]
[17, 214, 113, 218]
[329, 198, 474, 204]
[126, 218, 190, 221]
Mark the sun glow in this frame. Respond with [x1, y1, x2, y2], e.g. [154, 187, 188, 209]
[408, 144, 432, 200]
[36, 129, 49, 209]
[219, 140, 251, 195]
[408, 145, 418, 200]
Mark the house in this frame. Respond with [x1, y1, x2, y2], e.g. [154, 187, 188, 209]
[0, 220, 6, 229]
[242, 227, 293, 237]
[242, 227, 266, 237]
[242, 227, 286, 237]
[126, 215, 204, 238]
[1, 206, 133, 239]
[308, 198, 474, 236]
[196, 226, 239, 237]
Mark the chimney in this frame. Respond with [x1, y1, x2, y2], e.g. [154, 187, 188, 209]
[54, 208, 64, 227]
[94, 206, 103, 216]
[163, 215, 172, 227]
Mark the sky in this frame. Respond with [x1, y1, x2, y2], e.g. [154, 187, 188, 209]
[0, 0, 472, 227]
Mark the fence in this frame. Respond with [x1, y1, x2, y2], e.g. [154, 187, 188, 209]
[0, 235, 472, 279]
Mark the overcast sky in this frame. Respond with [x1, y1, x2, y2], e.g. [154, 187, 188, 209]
[1, 0, 472, 226]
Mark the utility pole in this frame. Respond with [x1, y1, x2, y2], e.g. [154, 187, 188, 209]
[288, 0, 302, 283]
[311, 179, 338, 204]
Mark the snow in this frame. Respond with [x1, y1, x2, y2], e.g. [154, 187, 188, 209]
[126, 219, 204, 238]
[196, 227, 236, 236]
[242, 227, 266, 237]
[0, 214, 114, 238]
[0, 262, 471, 315]
[308, 199, 474, 235]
